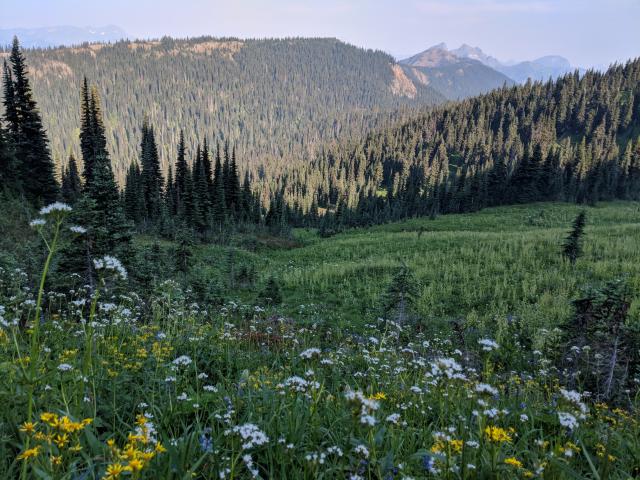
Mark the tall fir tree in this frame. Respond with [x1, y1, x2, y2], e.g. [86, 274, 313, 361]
[139, 119, 163, 224]
[3, 37, 58, 204]
[211, 143, 227, 226]
[60, 154, 82, 204]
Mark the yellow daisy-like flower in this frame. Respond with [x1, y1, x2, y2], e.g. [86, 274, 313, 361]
[51, 455, 62, 467]
[17, 446, 41, 461]
[484, 425, 512, 443]
[103, 462, 126, 479]
[19, 422, 37, 435]
[154, 442, 167, 453]
[127, 458, 145, 472]
[53, 433, 69, 449]
[504, 457, 523, 468]
[369, 392, 386, 400]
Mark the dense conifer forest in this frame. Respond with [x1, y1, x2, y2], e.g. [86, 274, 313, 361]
[1, 37, 443, 184]
[311, 59, 640, 230]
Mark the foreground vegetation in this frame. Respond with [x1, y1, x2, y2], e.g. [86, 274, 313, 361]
[1, 201, 638, 479]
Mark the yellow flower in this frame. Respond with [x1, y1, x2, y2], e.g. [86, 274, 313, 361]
[154, 442, 167, 453]
[51, 455, 62, 467]
[17, 446, 40, 461]
[135, 414, 148, 427]
[54, 433, 69, 449]
[40, 412, 58, 426]
[127, 458, 145, 472]
[504, 457, 523, 468]
[69, 443, 82, 453]
[19, 422, 37, 435]
[450, 439, 464, 454]
[369, 392, 386, 400]
[484, 425, 512, 443]
[103, 462, 126, 479]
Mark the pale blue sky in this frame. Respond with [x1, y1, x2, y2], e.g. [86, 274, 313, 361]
[2, 0, 638, 68]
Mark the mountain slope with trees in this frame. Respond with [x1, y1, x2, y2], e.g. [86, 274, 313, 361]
[307, 58, 640, 229]
[1, 36, 444, 183]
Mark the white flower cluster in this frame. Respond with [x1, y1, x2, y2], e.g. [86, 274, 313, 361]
[428, 357, 465, 380]
[69, 225, 87, 234]
[475, 383, 499, 396]
[225, 423, 269, 450]
[344, 388, 379, 426]
[478, 338, 499, 352]
[172, 355, 193, 367]
[93, 255, 127, 280]
[558, 411, 579, 430]
[40, 202, 72, 215]
[278, 376, 320, 393]
[29, 218, 46, 228]
[299, 347, 322, 359]
[559, 388, 588, 414]
[305, 446, 343, 464]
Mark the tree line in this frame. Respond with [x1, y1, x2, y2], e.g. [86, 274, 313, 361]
[308, 58, 640, 231]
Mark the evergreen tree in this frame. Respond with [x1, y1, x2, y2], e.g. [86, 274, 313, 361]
[3, 37, 58, 204]
[562, 211, 586, 264]
[139, 120, 163, 223]
[123, 161, 144, 224]
[0, 119, 20, 195]
[211, 144, 227, 226]
[381, 265, 419, 325]
[79, 77, 93, 183]
[258, 275, 282, 306]
[174, 131, 189, 217]
[60, 154, 82, 204]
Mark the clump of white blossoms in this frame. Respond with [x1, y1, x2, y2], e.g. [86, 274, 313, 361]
[278, 376, 320, 393]
[428, 357, 465, 380]
[225, 423, 269, 450]
[93, 255, 127, 280]
[558, 411, 579, 430]
[299, 347, 322, 359]
[40, 202, 72, 216]
[559, 388, 588, 415]
[172, 355, 193, 367]
[475, 383, 499, 396]
[69, 225, 87, 234]
[478, 338, 499, 352]
[29, 218, 46, 228]
[344, 388, 380, 426]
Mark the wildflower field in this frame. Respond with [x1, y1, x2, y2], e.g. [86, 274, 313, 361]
[1, 202, 639, 479]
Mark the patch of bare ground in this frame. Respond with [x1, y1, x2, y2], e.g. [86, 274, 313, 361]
[389, 64, 417, 98]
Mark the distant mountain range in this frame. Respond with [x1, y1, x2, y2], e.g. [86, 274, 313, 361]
[400, 43, 583, 86]
[0, 25, 128, 48]
[399, 43, 515, 100]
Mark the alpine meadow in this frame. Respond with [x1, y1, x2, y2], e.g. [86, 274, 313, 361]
[0, 2, 640, 479]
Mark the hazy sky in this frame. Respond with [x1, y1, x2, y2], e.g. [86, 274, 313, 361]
[2, 0, 638, 68]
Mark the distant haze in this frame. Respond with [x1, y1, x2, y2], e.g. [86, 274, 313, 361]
[2, 0, 639, 69]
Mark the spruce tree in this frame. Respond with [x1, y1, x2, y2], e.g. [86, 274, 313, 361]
[60, 154, 82, 203]
[174, 131, 189, 217]
[0, 120, 20, 194]
[79, 77, 93, 183]
[139, 120, 163, 223]
[4, 37, 58, 204]
[123, 161, 144, 224]
[562, 211, 586, 264]
[211, 144, 227, 226]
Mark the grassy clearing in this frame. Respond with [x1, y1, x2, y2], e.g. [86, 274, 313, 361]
[248, 202, 640, 329]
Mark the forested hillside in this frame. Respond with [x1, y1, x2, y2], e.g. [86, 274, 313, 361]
[0, 37, 443, 182]
[308, 59, 640, 228]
